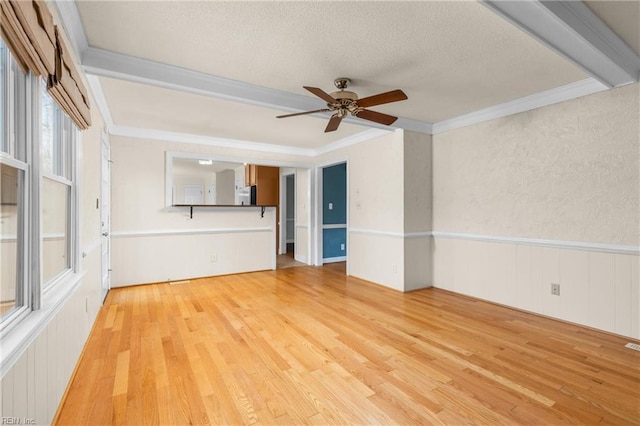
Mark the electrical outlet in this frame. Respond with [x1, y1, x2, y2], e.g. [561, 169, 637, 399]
[328, 202, 333, 210]
[340, 243, 345, 251]
[551, 283, 560, 296]
[392, 264, 397, 273]
[211, 253, 218, 263]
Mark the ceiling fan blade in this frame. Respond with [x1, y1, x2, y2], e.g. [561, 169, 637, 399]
[356, 89, 407, 108]
[324, 114, 343, 132]
[276, 108, 331, 119]
[354, 109, 399, 126]
[304, 86, 338, 104]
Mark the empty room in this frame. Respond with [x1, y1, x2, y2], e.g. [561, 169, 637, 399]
[0, 0, 639, 424]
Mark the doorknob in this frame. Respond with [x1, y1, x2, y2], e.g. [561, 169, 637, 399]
[102, 232, 109, 237]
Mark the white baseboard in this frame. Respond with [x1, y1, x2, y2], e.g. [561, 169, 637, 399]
[323, 256, 346, 263]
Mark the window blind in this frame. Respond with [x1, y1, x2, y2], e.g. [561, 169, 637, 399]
[0, 0, 56, 76]
[49, 27, 91, 129]
[1, 0, 91, 129]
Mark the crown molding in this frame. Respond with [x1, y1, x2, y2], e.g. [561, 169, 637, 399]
[110, 124, 389, 158]
[314, 128, 393, 155]
[111, 125, 316, 156]
[482, 1, 640, 88]
[432, 78, 608, 134]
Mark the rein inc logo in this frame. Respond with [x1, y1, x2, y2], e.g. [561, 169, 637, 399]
[1, 418, 35, 425]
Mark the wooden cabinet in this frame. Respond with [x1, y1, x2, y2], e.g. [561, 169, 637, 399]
[246, 165, 280, 252]
[244, 164, 257, 186]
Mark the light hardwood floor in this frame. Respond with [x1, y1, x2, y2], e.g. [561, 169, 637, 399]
[55, 265, 640, 425]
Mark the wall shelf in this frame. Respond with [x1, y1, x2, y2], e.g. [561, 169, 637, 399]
[172, 204, 275, 219]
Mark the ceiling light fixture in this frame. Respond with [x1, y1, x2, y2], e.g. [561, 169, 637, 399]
[198, 159, 213, 165]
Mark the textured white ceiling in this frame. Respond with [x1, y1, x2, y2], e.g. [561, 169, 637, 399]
[100, 77, 369, 148]
[173, 158, 242, 175]
[75, 1, 637, 148]
[584, 0, 640, 55]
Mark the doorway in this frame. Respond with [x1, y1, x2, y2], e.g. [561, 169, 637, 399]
[277, 170, 305, 269]
[285, 174, 295, 256]
[319, 162, 347, 268]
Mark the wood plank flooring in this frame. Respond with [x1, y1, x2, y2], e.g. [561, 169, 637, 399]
[55, 265, 640, 425]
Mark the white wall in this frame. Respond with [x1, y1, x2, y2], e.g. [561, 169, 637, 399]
[403, 130, 432, 291]
[295, 168, 310, 263]
[109, 135, 312, 287]
[432, 83, 640, 338]
[434, 84, 639, 246]
[316, 129, 433, 291]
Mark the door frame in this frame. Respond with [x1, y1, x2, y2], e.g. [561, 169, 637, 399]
[100, 130, 111, 303]
[315, 158, 349, 271]
[279, 169, 296, 255]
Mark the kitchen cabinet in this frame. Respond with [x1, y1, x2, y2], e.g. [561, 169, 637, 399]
[244, 164, 257, 186]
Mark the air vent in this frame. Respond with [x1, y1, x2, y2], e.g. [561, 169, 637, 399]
[625, 342, 640, 351]
[169, 280, 190, 286]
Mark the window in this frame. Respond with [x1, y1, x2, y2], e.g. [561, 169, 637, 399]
[0, 39, 28, 324]
[0, 37, 79, 331]
[41, 86, 74, 288]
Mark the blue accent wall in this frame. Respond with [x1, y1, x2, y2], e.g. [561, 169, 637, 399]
[323, 228, 347, 259]
[322, 163, 347, 259]
[322, 163, 347, 224]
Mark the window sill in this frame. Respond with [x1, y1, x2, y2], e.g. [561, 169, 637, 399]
[0, 270, 86, 378]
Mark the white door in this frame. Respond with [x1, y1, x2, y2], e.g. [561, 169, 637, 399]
[183, 185, 204, 204]
[100, 132, 111, 303]
[207, 184, 217, 204]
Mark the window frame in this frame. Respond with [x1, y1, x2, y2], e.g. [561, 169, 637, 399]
[0, 38, 81, 335]
[0, 44, 32, 331]
[41, 92, 77, 291]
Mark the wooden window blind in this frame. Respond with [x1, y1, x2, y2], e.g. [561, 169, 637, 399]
[0, 0, 56, 76]
[1, 0, 91, 129]
[49, 26, 90, 129]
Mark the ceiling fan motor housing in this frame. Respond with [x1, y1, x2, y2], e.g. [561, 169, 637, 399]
[330, 90, 358, 104]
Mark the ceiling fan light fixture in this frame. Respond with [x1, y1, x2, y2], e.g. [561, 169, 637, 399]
[276, 77, 407, 132]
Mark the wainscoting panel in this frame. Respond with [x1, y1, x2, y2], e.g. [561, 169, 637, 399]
[433, 236, 639, 339]
[349, 232, 404, 291]
[1, 248, 102, 424]
[295, 225, 309, 264]
[111, 230, 274, 287]
[403, 236, 432, 291]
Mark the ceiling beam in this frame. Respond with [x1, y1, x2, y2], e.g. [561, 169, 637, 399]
[81, 47, 432, 134]
[53, 0, 433, 134]
[52, 0, 88, 60]
[482, 0, 640, 88]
